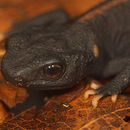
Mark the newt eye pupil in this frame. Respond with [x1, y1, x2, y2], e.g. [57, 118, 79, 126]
[43, 64, 64, 80]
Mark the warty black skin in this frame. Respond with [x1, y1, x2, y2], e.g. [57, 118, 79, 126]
[2, 11, 95, 90]
[1, 2, 130, 112]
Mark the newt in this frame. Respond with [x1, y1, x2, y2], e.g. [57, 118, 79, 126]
[1, 0, 130, 113]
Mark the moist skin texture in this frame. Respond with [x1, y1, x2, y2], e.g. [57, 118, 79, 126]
[1, 2, 130, 113]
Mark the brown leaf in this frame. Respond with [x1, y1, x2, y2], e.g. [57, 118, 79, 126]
[0, 82, 129, 129]
[0, 79, 29, 108]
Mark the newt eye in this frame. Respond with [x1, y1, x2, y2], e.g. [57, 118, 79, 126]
[43, 63, 65, 80]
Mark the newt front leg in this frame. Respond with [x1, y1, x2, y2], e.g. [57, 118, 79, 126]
[85, 59, 130, 107]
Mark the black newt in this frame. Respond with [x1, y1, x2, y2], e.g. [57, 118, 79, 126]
[1, 0, 130, 113]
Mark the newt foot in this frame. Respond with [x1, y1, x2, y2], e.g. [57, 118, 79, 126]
[84, 81, 118, 108]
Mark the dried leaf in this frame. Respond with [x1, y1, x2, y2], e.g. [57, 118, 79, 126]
[0, 83, 129, 129]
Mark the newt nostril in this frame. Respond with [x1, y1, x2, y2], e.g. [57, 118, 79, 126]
[14, 76, 24, 82]
[13, 76, 29, 87]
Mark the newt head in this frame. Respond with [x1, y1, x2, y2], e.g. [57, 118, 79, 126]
[1, 23, 95, 90]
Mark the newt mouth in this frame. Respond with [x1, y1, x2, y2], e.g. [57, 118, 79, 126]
[24, 80, 74, 90]
[25, 80, 46, 87]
